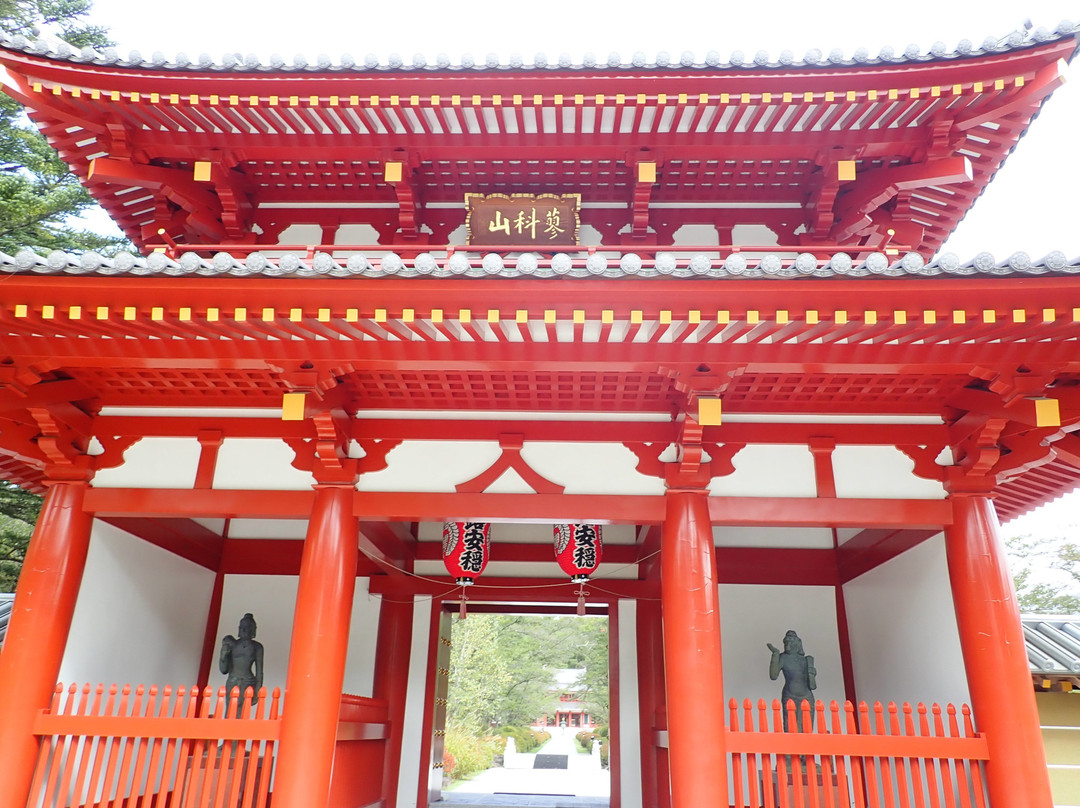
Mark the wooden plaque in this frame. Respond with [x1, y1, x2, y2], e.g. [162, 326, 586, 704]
[465, 193, 580, 247]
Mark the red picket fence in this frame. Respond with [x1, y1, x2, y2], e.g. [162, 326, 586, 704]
[27, 683, 281, 808]
[726, 699, 990, 808]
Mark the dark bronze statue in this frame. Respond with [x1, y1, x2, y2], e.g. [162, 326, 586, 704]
[767, 630, 816, 732]
[220, 613, 264, 714]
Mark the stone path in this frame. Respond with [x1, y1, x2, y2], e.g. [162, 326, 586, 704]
[441, 729, 610, 807]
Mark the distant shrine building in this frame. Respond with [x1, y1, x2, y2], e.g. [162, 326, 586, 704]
[0, 20, 1079, 808]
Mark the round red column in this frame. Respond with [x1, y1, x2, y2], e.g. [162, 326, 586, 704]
[272, 484, 359, 807]
[660, 489, 727, 807]
[373, 597, 414, 808]
[944, 493, 1053, 808]
[0, 480, 93, 808]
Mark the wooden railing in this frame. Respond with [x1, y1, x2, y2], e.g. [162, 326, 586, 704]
[27, 683, 281, 808]
[725, 699, 989, 808]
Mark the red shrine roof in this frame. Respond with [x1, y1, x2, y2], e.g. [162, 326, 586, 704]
[0, 25, 1077, 255]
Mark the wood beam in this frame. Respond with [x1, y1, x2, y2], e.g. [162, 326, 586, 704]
[99, 516, 225, 570]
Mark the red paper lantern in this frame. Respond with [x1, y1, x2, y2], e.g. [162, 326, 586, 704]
[554, 524, 603, 583]
[442, 521, 490, 585]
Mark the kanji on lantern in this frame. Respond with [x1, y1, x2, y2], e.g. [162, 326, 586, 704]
[554, 523, 603, 583]
[442, 521, 491, 585]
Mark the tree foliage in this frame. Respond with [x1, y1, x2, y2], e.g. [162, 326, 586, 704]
[0, 1, 123, 255]
[1006, 532, 1080, 615]
[447, 614, 609, 735]
[0, 481, 42, 592]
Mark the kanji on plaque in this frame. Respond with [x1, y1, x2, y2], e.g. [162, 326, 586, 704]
[442, 521, 491, 585]
[466, 193, 580, 247]
[553, 523, 603, 583]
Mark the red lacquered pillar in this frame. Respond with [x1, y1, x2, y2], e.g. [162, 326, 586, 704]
[272, 484, 359, 807]
[660, 489, 727, 807]
[373, 597, 414, 808]
[944, 492, 1053, 808]
[0, 480, 93, 808]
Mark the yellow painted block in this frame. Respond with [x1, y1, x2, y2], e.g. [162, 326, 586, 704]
[67, 305, 80, 319]
[234, 307, 247, 321]
[837, 160, 856, 181]
[130, 91, 141, 102]
[513, 94, 522, 105]
[533, 94, 543, 105]
[952, 310, 966, 324]
[717, 310, 730, 324]
[228, 95, 239, 106]
[720, 93, 730, 104]
[124, 306, 137, 320]
[994, 79, 1005, 91]
[459, 309, 472, 323]
[931, 86, 941, 97]
[318, 308, 331, 322]
[402, 308, 415, 323]
[91, 89, 101, 100]
[516, 310, 529, 323]
[1074, 308, 1080, 322]
[193, 161, 212, 182]
[699, 93, 709, 104]
[631, 310, 643, 324]
[179, 307, 191, 321]
[410, 95, 420, 105]
[374, 308, 387, 322]
[761, 92, 771, 104]
[659, 310, 672, 325]
[452, 95, 461, 105]
[1013, 309, 1026, 323]
[346, 308, 359, 322]
[289, 308, 303, 322]
[269, 96, 279, 106]
[369, 95, 379, 106]
[282, 392, 306, 421]
[747, 310, 760, 324]
[657, 93, 666, 104]
[289, 95, 299, 106]
[678, 93, 687, 105]
[249, 95, 259, 106]
[894, 310, 907, 325]
[208, 94, 219, 105]
[923, 310, 936, 325]
[1015, 76, 1025, 88]
[207, 307, 219, 322]
[864, 310, 877, 325]
[32, 82, 41, 92]
[151, 307, 164, 321]
[544, 310, 557, 324]
[888, 88, 898, 100]
[783, 92, 792, 103]
[601, 310, 614, 325]
[1043, 308, 1055, 322]
[110, 91, 120, 101]
[384, 161, 403, 182]
[776, 310, 789, 324]
[824, 91, 834, 102]
[867, 89, 878, 101]
[983, 310, 996, 324]
[741, 92, 750, 104]
[638, 161, 657, 183]
[431, 308, 443, 323]
[14, 304, 26, 318]
[1034, 398, 1061, 428]
[803, 91, 813, 102]
[261, 307, 275, 321]
[846, 90, 856, 101]
[431, 95, 441, 105]
[909, 88, 920, 99]
[307, 95, 318, 106]
[973, 81, 983, 93]
[488, 309, 501, 323]
[834, 310, 847, 324]
[689, 310, 701, 324]
[472, 95, 482, 105]
[806, 310, 819, 324]
[169, 93, 179, 104]
[573, 310, 586, 324]
[698, 398, 722, 426]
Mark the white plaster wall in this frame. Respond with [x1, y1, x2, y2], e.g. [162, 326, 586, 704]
[718, 584, 845, 710]
[334, 223, 380, 244]
[215, 575, 382, 698]
[832, 445, 946, 499]
[843, 534, 969, 708]
[672, 223, 720, 246]
[227, 519, 308, 540]
[396, 597, 434, 808]
[360, 440, 664, 495]
[617, 600, 643, 808]
[60, 520, 214, 687]
[710, 444, 817, 497]
[91, 437, 201, 489]
[213, 439, 316, 490]
[276, 223, 322, 244]
[714, 526, 835, 549]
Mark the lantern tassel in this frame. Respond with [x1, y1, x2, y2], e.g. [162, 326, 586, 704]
[459, 586, 468, 620]
[576, 582, 587, 616]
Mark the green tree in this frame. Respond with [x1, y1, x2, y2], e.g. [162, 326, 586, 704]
[0, 1, 122, 254]
[0, 481, 42, 591]
[1007, 533, 1080, 615]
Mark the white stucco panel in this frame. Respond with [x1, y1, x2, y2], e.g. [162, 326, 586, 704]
[520, 442, 666, 495]
[92, 437, 201, 489]
[213, 439, 315, 490]
[714, 526, 836, 549]
[832, 445, 946, 499]
[358, 440, 501, 493]
[60, 520, 215, 687]
[709, 444, 817, 497]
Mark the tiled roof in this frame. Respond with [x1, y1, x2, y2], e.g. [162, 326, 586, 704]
[1, 21, 1077, 74]
[2, 247, 1078, 280]
[1024, 616, 1080, 679]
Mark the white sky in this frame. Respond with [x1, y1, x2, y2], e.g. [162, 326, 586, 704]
[78, 0, 1080, 542]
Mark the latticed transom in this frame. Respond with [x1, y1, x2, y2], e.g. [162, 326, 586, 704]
[724, 373, 970, 413]
[64, 368, 290, 406]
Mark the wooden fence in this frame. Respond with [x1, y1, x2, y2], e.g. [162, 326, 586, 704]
[27, 683, 281, 808]
[725, 699, 990, 808]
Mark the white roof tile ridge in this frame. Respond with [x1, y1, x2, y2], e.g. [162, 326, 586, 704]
[2, 247, 1079, 280]
[0, 20, 1076, 73]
